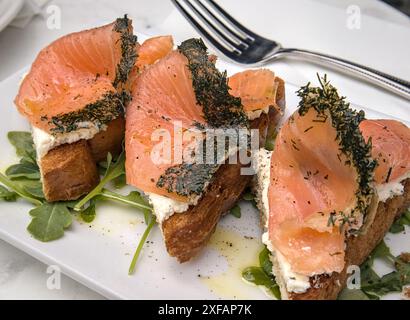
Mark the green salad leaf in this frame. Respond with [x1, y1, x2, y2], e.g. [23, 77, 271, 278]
[0, 185, 18, 202]
[338, 289, 370, 300]
[242, 192, 255, 201]
[390, 210, 410, 234]
[27, 203, 73, 242]
[242, 266, 280, 299]
[129, 215, 156, 275]
[74, 152, 125, 211]
[242, 246, 280, 299]
[354, 241, 410, 299]
[80, 199, 97, 223]
[370, 240, 394, 263]
[0, 172, 42, 206]
[6, 160, 40, 180]
[113, 174, 127, 189]
[259, 246, 273, 276]
[265, 130, 278, 152]
[8, 131, 37, 163]
[98, 189, 152, 224]
[230, 205, 241, 219]
[21, 180, 45, 199]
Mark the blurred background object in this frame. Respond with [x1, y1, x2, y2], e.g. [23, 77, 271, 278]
[9, 0, 49, 28]
[382, 0, 410, 16]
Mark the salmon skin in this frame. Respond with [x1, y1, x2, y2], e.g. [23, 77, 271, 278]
[126, 38, 283, 202]
[15, 16, 138, 135]
[266, 76, 376, 276]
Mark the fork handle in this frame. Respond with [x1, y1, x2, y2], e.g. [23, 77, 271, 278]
[276, 48, 410, 100]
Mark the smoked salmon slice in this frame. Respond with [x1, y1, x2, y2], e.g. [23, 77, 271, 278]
[15, 16, 138, 134]
[229, 69, 283, 116]
[266, 77, 376, 276]
[136, 36, 174, 70]
[126, 39, 282, 202]
[360, 119, 410, 185]
[126, 50, 206, 201]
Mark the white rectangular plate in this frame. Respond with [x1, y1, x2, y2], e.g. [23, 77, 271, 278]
[0, 38, 409, 300]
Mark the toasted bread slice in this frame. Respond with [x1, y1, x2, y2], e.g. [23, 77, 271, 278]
[162, 79, 285, 262]
[286, 179, 410, 300]
[88, 117, 125, 163]
[41, 140, 100, 202]
[40, 118, 124, 202]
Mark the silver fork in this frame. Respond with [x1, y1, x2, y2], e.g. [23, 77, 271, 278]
[172, 0, 410, 100]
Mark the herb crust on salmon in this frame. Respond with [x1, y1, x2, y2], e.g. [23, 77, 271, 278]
[296, 76, 376, 233]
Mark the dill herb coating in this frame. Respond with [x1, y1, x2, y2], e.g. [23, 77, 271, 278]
[113, 15, 138, 88]
[49, 92, 128, 134]
[156, 39, 251, 197]
[156, 128, 247, 197]
[48, 16, 137, 134]
[178, 38, 248, 128]
[297, 75, 377, 233]
[157, 164, 220, 197]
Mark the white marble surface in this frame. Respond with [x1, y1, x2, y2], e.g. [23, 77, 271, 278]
[0, 0, 408, 300]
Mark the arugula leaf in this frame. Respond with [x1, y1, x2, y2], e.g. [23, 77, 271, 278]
[98, 189, 152, 224]
[129, 215, 156, 275]
[390, 222, 405, 234]
[74, 152, 125, 211]
[27, 203, 72, 242]
[242, 246, 280, 299]
[80, 199, 97, 223]
[242, 266, 281, 299]
[22, 181, 45, 200]
[371, 240, 394, 263]
[338, 289, 370, 300]
[113, 174, 127, 189]
[0, 172, 42, 206]
[8, 132, 36, 163]
[259, 246, 273, 276]
[6, 161, 40, 180]
[361, 258, 381, 286]
[395, 254, 410, 286]
[0, 185, 18, 202]
[265, 130, 278, 152]
[390, 210, 410, 234]
[359, 250, 410, 299]
[99, 189, 152, 211]
[362, 272, 402, 298]
[242, 192, 255, 201]
[230, 205, 241, 218]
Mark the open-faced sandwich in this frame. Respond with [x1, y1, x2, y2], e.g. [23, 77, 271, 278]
[4, 16, 408, 300]
[11, 17, 286, 262]
[125, 38, 285, 261]
[253, 76, 410, 300]
[13, 17, 173, 202]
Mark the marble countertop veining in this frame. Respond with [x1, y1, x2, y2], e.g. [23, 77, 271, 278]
[0, 0, 408, 300]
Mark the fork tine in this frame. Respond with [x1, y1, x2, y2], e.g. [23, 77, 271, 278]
[192, 0, 249, 46]
[172, 0, 242, 55]
[181, 0, 243, 50]
[205, 0, 260, 41]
